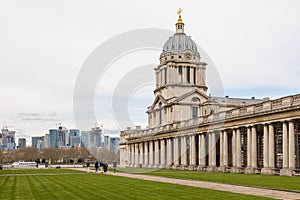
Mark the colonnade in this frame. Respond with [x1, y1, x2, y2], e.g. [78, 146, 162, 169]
[124, 120, 298, 176]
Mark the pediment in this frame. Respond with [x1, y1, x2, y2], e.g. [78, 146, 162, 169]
[175, 89, 208, 104]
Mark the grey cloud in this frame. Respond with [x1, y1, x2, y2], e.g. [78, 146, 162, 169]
[18, 113, 59, 122]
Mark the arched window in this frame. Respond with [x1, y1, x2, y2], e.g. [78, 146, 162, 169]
[192, 97, 200, 102]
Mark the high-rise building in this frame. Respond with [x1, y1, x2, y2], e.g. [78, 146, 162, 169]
[57, 126, 68, 147]
[44, 134, 50, 148]
[0, 128, 16, 151]
[18, 138, 26, 148]
[91, 126, 103, 147]
[32, 136, 43, 148]
[110, 137, 120, 153]
[81, 131, 90, 148]
[69, 129, 81, 147]
[49, 129, 58, 148]
[104, 135, 110, 150]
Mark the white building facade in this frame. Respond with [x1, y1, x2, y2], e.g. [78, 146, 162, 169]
[120, 12, 300, 176]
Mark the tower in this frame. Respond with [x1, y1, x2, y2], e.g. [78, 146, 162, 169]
[147, 9, 208, 128]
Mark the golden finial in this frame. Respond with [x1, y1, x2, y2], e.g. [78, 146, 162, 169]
[177, 8, 183, 23]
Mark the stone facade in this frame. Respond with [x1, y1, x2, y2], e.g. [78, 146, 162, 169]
[120, 12, 300, 176]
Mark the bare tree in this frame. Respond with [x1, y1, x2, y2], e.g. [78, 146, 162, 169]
[13, 147, 39, 162]
[40, 148, 60, 164]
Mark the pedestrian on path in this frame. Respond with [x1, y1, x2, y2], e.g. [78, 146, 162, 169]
[112, 160, 117, 173]
[95, 160, 99, 173]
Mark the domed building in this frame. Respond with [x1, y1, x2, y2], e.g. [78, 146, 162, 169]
[120, 10, 300, 176]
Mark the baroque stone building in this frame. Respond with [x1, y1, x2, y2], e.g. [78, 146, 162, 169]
[120, 11, 300, 176]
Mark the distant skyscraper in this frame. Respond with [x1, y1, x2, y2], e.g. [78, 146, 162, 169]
[18, 138, 26, 148]
[69, 129, 80, 147]
[44, 134, 50, 148]
[49, 129, 58, 148]
[110, 137, 120, 153]
[32, 136, 44, 149]
[91, 126, 103, 147]
[104, 135, 110, 150]
[0, 129, 16, 151]
[81, 131, 90, 148]
[57, 126, 68, 147]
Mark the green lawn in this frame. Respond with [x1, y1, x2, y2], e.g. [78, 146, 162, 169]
[0, 169, 271, 200]
[136, 169, 300, 192]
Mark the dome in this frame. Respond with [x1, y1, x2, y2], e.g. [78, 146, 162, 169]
[160, 33, 200, 58]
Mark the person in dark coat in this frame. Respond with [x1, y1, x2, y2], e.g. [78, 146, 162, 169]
[95, 160, 99, 173]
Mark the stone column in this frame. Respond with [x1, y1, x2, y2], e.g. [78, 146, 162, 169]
[220, 131, 223, 167]
[282, 122, 288, 168]
[190, 134, 196, 166]
[289, 121, 295, 169]
[130, 144, 134, 167]
[166, 138, 172, 166]
[144, 142, 148, 166]
[135, 143, 139, 167]
[247, 127, 252, 168]
[154, 140, 159, 167]
[268, 124, 275, 168]
[160, 139, 166, 167]
[211, 132, 216, 166]
[208, 132, 212, 166]
[139, 142, 144, 165]
[181, 136, 187, 166]
[236, 128, 241, 168]
[199, 134, 206, 166]
[223, 130, 228, 167]
[251, 126, 257, 168]
[173, 137, 179, 166]
[232, 129, 236, 167]
[263, 124, 269, 168]
[149, 141, 153, 167]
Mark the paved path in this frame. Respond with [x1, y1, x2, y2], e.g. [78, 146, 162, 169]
[110, 172, 300, 200]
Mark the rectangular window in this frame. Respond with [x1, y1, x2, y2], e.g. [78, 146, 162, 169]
[192, 107, 198, 119]
[187, 66, 190, 83]
[178, 66, 182, 83]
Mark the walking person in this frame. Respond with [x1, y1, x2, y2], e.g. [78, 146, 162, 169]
[113, 160, 117, 173]
[86, 162, 90, 173]
[95, 160, 99, 173]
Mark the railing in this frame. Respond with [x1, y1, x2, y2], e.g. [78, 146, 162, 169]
[125, 93, 300, 139]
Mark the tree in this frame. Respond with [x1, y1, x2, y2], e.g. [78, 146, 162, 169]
[13, 147, 39, 162]
[40, 148, 60, 164]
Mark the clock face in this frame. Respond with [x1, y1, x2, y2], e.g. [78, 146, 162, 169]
[185, 53, 191, 60]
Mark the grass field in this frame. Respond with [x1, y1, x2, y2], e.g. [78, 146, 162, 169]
[132, 169, 300, 192]
[0, 169, 271, 200]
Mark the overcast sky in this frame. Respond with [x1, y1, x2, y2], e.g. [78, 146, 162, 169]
[1, 0, 300, 143]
